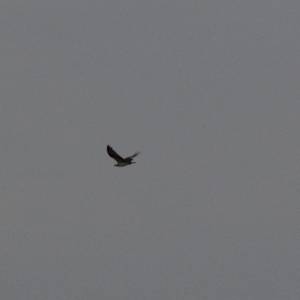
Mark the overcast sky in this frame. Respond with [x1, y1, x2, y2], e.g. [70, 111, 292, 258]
[0, 0, 299, 299]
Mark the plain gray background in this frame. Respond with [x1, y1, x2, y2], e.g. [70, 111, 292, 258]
[0, 0, 299, 299]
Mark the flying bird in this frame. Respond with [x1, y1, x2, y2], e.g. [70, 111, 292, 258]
[106, 145, 140, 167]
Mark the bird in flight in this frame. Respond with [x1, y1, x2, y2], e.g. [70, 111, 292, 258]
[106, 145, 140, 167]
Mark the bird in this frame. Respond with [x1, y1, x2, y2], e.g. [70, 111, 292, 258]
[106, 145, 140, 167]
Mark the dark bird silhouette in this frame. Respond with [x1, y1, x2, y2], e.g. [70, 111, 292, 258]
[106, 145, 139, 167]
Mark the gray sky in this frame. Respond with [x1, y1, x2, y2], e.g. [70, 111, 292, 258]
[0, 0, 299, 299]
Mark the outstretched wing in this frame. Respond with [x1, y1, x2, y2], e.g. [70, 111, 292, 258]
[106, 145, 125, 162]
[127, 151, 140, 159]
